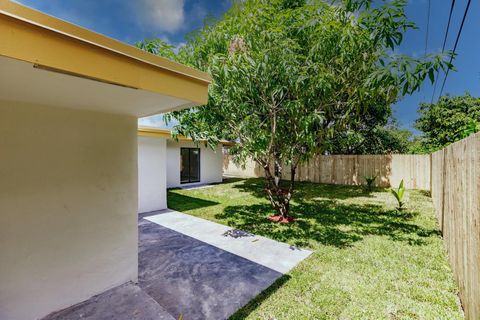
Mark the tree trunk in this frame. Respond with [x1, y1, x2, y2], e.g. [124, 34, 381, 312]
[262, 159, 297, 219]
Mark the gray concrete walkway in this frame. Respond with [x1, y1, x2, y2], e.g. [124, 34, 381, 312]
[42, 210, 312, 320]
[139, 217, 283, 319]
[145, 209, 312, 274]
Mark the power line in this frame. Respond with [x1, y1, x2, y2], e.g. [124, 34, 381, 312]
[424, 0, 431, 56]
[438, 0, 472, 98]
[430, 0, 456, 103]
[442, 0, 457, 51]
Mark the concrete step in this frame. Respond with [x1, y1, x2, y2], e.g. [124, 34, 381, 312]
[41, 282, 175, 320]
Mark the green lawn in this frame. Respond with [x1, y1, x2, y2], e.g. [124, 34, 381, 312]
[167, 178, 463, 320]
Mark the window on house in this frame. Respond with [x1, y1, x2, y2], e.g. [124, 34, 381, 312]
[180, 148, 200, 184]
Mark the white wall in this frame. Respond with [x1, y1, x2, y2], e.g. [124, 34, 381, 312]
[0, 100, 138, 320]
[166, 140, 223, 188]
[138, 136, 167, 213]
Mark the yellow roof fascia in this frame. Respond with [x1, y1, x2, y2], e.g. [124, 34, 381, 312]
[0, 1, 211, 105]
[138, 127, 173, 139]
[138, 127, 195, 141]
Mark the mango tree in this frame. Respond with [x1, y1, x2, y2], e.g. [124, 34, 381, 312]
[146, 0, 452, 220]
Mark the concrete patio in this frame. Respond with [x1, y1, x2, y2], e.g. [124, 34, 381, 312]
[43, 210, 312, 320]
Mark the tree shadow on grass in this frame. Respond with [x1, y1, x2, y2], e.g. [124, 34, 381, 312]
[215, 198, 439, 249]
[222, 177, 247, 184]
[418, 189, 432, 197]
[213, 179, 440, 319]
[166, 191, 219, 211]
[232, 178, 379, 202]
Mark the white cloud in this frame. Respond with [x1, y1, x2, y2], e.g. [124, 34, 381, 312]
[138, 115, 164, 128]
[138, 114, 178, 129]
[139, 0, 185, 33]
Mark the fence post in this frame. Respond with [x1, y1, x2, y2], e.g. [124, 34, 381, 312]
[441, 149, 447, 234]
[428, 153, 433, 195]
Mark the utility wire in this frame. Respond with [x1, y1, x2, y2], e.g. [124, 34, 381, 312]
[438, 0, 472, 98]
[430, 0, 456, 103]
[424, 0, 431, 56]
[441, 0, 457, 51]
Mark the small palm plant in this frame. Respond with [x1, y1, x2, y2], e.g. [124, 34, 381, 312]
[363, 175, 377, 191]
[391, 179, 406, 210]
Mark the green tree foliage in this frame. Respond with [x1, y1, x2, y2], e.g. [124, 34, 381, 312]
[135, 38, 180, 62]
[141, 0, 451, 218]
[365, 125, 414, 154]
[407, 135, 425, 154]
[316, 93, 414, 155]
[414, 93, 480, 152]
[327, 117, 414, 154]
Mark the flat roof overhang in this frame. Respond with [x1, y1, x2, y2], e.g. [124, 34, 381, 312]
[0, 1, 211, 117]
[138, 126, 236, 146]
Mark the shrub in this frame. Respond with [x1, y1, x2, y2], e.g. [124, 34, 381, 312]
[363, 175, 377, 191]
[391, 179, 406, 209]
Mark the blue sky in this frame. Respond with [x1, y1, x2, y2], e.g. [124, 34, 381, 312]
[394, 0, 479, 133]
[15, 0, 479, 133]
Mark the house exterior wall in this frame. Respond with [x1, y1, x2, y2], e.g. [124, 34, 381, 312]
[166, 140, 223, 188]
[0, 100, 138, 320]
[138, 136, 167, 213]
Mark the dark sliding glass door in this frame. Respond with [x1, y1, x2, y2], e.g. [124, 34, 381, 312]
[181, 148, 200, 184]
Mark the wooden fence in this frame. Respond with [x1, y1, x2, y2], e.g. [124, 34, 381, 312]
[224, 140, 480, 318]
[431, 132, 480, 320]
[223, 154, 431, 189]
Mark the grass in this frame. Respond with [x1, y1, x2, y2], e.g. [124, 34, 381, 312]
[167, 178, 463, 320]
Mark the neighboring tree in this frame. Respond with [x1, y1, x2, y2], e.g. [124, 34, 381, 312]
[327, 117, 414, 154]
[322, 97, 390, 154]
[414, 93, 480, 152]
[407, 135, 425, 154]
[135, 38, 179, 61]
[142, 0, 451, 219]
[363, 125, 414, 154]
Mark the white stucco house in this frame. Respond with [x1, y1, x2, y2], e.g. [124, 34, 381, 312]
[138, 126, 232, 213]
[0, 2, 210, 319]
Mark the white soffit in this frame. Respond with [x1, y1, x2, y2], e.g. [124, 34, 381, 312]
[0, 56, 195, 117]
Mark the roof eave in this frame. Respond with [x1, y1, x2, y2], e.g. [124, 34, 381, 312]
[0, 1, 211, 106]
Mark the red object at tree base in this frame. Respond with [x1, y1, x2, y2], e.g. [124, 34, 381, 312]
[268, 215, 295, 224]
